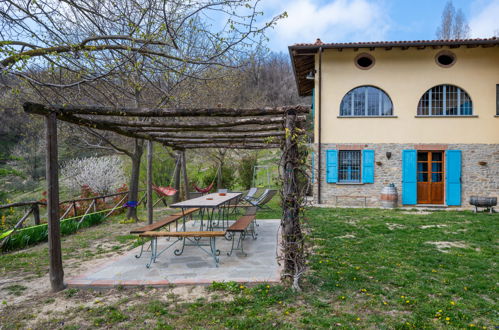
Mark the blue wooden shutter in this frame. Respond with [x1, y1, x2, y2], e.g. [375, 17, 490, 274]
[362, 150, 375, 183]
[311, 151, 315, 183]
[326, 150, 338, 183]
[446, 150, 462, 206]
[402, 150, 417, 205]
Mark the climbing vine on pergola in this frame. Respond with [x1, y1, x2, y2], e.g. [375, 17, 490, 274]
[24, 102, 310, 291]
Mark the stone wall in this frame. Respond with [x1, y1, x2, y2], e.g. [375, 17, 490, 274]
[312, 143, 499, 208]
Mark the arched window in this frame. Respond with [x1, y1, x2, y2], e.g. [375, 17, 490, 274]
[340, 86, 393, 117]
[417, 85, 472, 116]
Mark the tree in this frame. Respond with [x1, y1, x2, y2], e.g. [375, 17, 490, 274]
[436, 1, 471, 39]
[60, 156, 126, 195]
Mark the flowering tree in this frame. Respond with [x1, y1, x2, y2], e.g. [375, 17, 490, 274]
[61, 156, 126, 196]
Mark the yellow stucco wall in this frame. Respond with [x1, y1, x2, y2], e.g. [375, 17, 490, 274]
[313, 46, 499, 144]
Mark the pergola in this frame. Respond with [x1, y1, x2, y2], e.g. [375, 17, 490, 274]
[23, 102, 310, 291]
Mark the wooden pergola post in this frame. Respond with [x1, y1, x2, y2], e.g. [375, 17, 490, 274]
[45, 112, 64, 292]
[146, 140, 154, 224]
[281, 109, 305, 290]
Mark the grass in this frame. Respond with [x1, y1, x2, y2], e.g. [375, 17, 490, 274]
[1, 204, 497, 328]
[2, 284, 27, 296]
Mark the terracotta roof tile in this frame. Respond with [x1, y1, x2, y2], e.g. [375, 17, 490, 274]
[291, 37, 498, 48]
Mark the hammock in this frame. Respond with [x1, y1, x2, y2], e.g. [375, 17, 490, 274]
[192, 162, 221, 193]
[152, 184, 177, 197]
[152, 155, 181, 197]
[193, 182, 214, 194]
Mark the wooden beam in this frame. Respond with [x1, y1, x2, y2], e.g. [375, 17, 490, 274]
[124, 124, 283, 133]
[24, 102, 310, 118]
[45, 112, 64, 292]
[24, 104, 305, 130]
[0, 201, 44, 209]
[156, 138, 278, 144]
[145, 131, 284, 139]
[173, 143, 281, 149]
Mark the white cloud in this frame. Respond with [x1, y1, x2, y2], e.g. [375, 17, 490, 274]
[264, 0, 391, 51]
[469, 0, 499, 37]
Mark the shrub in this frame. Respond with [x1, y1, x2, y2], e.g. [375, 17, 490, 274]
[238, 154, 258, 190]
[1, 213, 105, 251]
[201, 165, 237, 190]
[61, 156, 126, 196]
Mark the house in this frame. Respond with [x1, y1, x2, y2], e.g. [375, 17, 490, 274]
[289, 38, 499, 207]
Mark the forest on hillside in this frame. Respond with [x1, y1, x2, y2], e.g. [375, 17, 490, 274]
[1, 51, 306, 200]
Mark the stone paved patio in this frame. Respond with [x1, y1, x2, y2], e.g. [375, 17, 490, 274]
[67, 219, 282, 288]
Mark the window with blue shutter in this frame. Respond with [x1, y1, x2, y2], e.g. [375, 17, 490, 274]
[402, 150, 417, 205]
[326, 150, 338, 183]
[446, 150, 462, 206]
[362, 150, 375, 183]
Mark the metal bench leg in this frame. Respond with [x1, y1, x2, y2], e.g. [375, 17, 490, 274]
[250, 220, 258, 239]
[135, 238, 152, 259]
[145, 238, 158, 268]
[227, 233, 237, 256]
[227, 232, 247, 257]
[210, 236, 220, 267]
[238, 232, 247, 256]
[174, 237, 186, 256]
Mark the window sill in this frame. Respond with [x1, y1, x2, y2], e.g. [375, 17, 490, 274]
[415, 115, 478, 118]
[335, 182, 364, 185]
[337, 115, 398, 118]
[494, 115, 499, 118]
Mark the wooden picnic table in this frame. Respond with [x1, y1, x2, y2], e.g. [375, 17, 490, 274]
[170, 192, 242, 231]
[137, 192, 242, 267]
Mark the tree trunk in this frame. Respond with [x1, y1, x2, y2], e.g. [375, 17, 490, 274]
[126, 139, 144, 221]
[181, 151, 188, 200]
[172, 152, 181, 203]
[217, 163, 223, 190]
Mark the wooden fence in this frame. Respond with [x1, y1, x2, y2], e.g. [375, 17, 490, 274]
[0, 190, 147, 244]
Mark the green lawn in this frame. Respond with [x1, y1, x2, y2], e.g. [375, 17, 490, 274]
[1, 207, 497, 329]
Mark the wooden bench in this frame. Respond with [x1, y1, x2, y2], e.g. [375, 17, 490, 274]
[130, 214, 182, 234]
[171, 208, 200, 217]
[130, 208, 200, 260]
[139, 230, 226, 268]
[227, 215, 255, 232]
[226, 212, 258, 256]
[130, 208, 200, 234]
[139, 230, 225, 238]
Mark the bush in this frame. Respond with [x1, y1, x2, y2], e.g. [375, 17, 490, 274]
[200, 165, 237, 190]
[61, 156, 126, 196]
[238, 154, 258, 190]
[1, 213, 105, 251]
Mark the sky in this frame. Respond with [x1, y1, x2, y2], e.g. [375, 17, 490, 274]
[260, 0, 499, 51]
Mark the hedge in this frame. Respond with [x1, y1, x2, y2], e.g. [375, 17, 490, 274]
[1, 213, 105, 252]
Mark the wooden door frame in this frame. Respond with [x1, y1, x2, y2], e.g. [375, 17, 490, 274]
[416, 150, 446, 205]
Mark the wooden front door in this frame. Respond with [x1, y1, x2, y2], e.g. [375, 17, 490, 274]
[417, 151, 444, 204]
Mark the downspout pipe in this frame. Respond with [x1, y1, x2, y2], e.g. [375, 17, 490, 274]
[317, 47, 323, 204]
